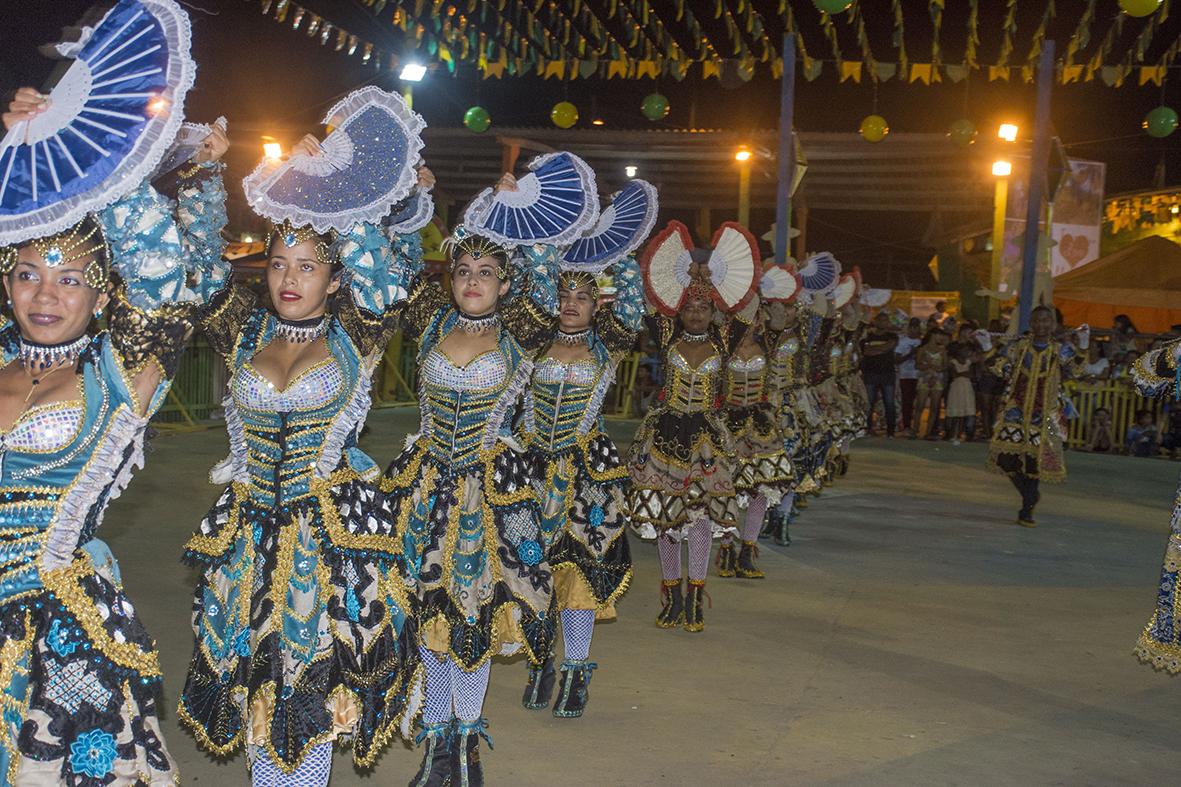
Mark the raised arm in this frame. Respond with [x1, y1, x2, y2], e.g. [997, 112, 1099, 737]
[594, 254, 644, 355]
[333, 222, 423, 357]
[502, 242, 561, 352]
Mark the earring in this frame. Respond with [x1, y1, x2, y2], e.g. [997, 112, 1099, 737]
[93, 308, 103, 320]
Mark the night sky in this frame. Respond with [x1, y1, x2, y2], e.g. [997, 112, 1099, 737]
[3, 0, 1180, 287]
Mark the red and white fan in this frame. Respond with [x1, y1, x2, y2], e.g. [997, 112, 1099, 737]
[829, 274, 858, 309]
[759, 261, 802, 303]
[860, 287, 892, 308]
[640, 220, 759, 316]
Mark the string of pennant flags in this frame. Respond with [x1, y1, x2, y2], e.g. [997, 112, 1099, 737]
[248, 0, 1181, 87]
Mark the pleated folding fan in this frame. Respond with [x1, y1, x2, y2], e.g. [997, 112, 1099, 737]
[759, 261, 802, 303]
[0, 0, 196, 244]
[798, 251, 842, 293]
[640, 220, 758, 316]
[562, 178, 658, 273]
[243, 86, 426, 233]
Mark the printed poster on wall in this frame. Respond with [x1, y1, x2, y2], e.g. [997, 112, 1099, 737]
[1049, 158, 1105, 277]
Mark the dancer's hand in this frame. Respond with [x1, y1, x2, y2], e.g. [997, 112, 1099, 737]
[494, 172, 518, 192]
[417, 166, 436, 190]
[291, 133, 323, 158]
[194, 124, 229, 164]
[3, 87, 49, 130]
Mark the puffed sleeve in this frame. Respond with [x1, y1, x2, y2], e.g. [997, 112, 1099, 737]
[594, 254, 644, 355]
[98, 180, 202, 377]
[502, 242, 560, 352]
[1133, 339, 1181, 398]
[332, 223, 423, 357]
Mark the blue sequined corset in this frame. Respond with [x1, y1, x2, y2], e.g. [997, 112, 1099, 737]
[222, 312, 371, 506]
[0, 334, 166, 605]
[419, 347, 510, 467]
[529, 356, 608, 452]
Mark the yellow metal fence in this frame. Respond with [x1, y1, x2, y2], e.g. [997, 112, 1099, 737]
[1063, 379, 1167, 451]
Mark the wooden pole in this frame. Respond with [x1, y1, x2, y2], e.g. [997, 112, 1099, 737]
[1018, 40, 1055, 333]
[775, 34, 796, 265]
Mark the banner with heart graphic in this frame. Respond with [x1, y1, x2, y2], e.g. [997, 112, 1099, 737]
[1049, 159, 1105, 277]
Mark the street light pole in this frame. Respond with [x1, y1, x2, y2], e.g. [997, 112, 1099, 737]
[738, 160, 751, 226]
[989, 177, 1008, 322]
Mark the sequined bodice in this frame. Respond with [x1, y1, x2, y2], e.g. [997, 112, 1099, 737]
[231, 360, 344, 413]
[530, 357, 604, 451]
[0, 337, 154, 605]
[771, 334, 803, 388]
[419, 347, 513, 465]
[1, 403, 85, 455]
[725, 354, 768, 407]
[665, 347, 721, 413]
[223, 317, 364, 505]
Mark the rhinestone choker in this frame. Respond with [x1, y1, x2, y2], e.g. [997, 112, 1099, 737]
[554, 328, 591, 346]
[456, 312, 500, 333]
[273, 315, 329, 344]
[19, 334, 90, 371]
[681, 331, 710, 343]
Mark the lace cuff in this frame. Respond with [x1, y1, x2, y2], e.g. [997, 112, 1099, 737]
[333, 224, 423, 355]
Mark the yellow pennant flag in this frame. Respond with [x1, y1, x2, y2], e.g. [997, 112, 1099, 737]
[702, 60, 722, 79]
[909, 63, 932, 84]
[637, 60, 660, 79]
[608, 59, 629, 78]
[988, 66, 1010, 82]
[1060, 65, 1083, 84]
[839, 61, 862, 83]
[544, 60, 565, 79]
[1139, 66, 1166, 86]
[771, 57, 783, 78]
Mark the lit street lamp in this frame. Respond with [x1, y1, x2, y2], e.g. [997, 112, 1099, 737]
[736, 146, 752, 226]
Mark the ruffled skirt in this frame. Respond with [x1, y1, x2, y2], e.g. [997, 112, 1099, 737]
[627, 408, 737, 535]
[530, 434, 632, 617]
[987, 406, 1067, 482]
[179, 476, 419, 773]
[724, 402, 795, 506]
[382, 439, 557, 671]
[1, 545, 176, 785]
[1135, 484, 1181, 673]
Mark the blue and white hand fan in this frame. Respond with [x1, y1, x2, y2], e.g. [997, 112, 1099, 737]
[154, 115, 226, 177]
[462, 152, 598, 247]
[384, 188, 435, 235]
[561, 179, 658, 273]
[0, 0, 195, 245]
[798, 251, 842, 293]
[243, 86, 425, 234]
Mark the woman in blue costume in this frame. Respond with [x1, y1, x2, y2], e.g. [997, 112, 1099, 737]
[1128, 340, 1181, 672]
[518, 259, 642, 718]
[381, 173, 563, 787]
[0, 90, 224, 784]
[178, 133, 429, 783]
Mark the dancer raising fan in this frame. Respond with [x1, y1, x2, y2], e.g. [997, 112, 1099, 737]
[1130, 339, 1181, 673]
[381, 152, 599, 785]
[716, 263, 801, 579]
[519, 178, 655, 717]
[179, 88, 429, 783]
[985, 305, 1087, 527]
[629, 221, 759, 632]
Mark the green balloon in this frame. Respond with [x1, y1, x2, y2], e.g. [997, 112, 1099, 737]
[948, 118, 977, 147]
[813, 0, 853, 13]
[463, 106, 491, 133]
[551, 101, 579, 129]
[641, 93, 670, 121]
[859, 114, 888, 143]
[1119, 0, 1163, 17]
[1144, 106, 1179, 138]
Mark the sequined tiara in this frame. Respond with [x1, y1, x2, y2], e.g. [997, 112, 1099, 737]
[559, 270, 599, 301]
[268, 219, 337, 266]
[442, 225, 510, 279]
[0, 217, 110, 290]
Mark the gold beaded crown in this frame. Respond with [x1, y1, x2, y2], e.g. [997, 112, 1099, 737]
[268, 219, 336, 265]
[441, 226, 510, 279]
[558, 270, 599, 301]
[0, 217, 110, 289]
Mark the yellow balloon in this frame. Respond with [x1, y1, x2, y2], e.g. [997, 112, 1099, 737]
[551, 101, 579, 129]
[860, 114, 889, 143]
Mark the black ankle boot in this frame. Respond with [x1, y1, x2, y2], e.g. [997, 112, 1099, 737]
[656, 579, 684, 628]
[409, 721, 452, 787]
[684, 580, 706, 632]
[775, 508, 792, 546]
[450, 718, 492, 787]
[522, 655, 556, 709]
[761, 507, 781, 540]
[552, 659, 597, 718]
[736, 541, 765, 578]
[715, 541, 737, 577]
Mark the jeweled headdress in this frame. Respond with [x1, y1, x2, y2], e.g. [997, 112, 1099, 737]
[558, 269, 600, 301]
[0, 217, 110, 289]
[267, 219, 336, 266]
[441, 225, 510, 279]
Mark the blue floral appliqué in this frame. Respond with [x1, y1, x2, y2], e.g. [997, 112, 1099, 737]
[345, 588, 361, 622]
[47, 618, 79, 657]
[588, 504, 605, 528]
[517, 539, 543, 566]
[69, 728, 117, 778]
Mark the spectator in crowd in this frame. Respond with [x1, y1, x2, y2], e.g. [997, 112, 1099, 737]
[1162, 402, 1181, 459]
[861, 311, 899, 437]
[1088, 407, 1114, 453]
[912, 330, 950, 440]
[1083, 342, 1110, 379]
[1126, 409, 1160, 457]
[1108, 351, 1129, 380]
[1106, 314, 1139, 359]
[895, 318, 923, 434]
[944, 341, 976, 445]
[932, 301, 950, 326]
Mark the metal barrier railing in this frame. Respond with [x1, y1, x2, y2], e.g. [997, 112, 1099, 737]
[1063, 379, 1164, 450]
